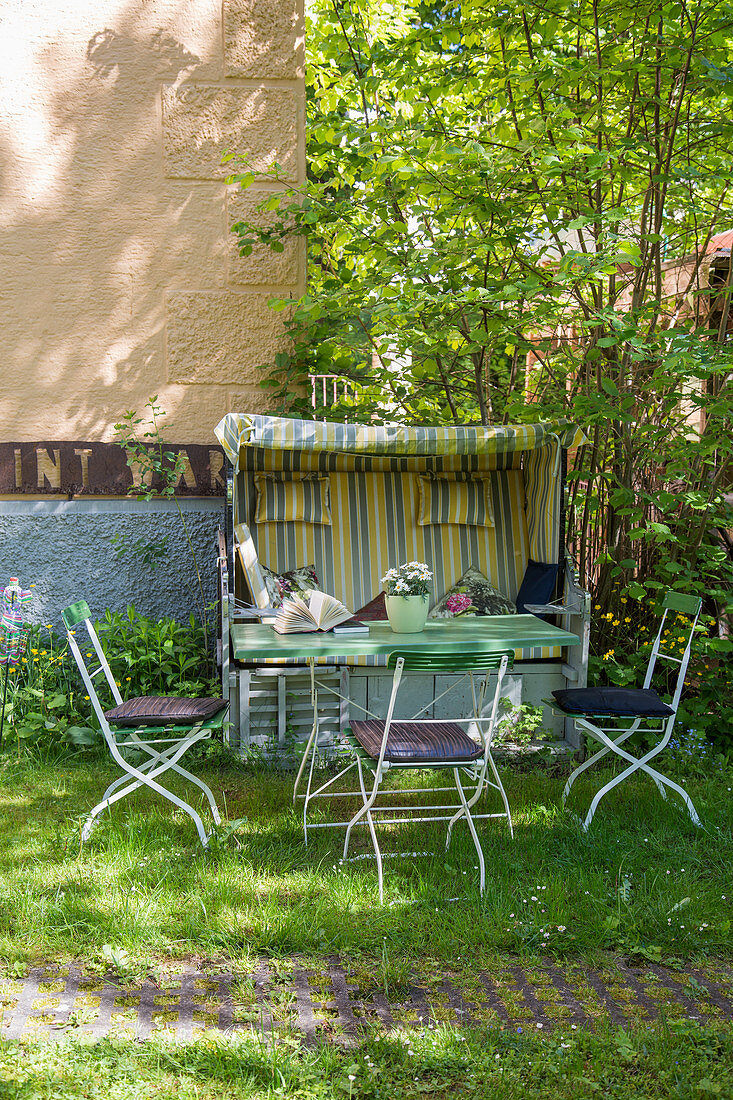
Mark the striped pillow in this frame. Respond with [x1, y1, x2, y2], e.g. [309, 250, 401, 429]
[417, 475, 494, 527]
[254, 474, 332, 525]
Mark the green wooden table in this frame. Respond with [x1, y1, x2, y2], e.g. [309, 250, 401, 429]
[230, 615, 580, 662]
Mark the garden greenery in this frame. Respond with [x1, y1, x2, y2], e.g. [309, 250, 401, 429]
[0, 609, 215, 756]
[114, 397, 212, 664]
[228, 0, 733, 748]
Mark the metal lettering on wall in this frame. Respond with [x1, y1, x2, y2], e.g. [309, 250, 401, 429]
[0, 443, 226, 496]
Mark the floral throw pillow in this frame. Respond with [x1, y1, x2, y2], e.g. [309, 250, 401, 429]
[261, 563, 320, 607]
[429, 565, 516, 619]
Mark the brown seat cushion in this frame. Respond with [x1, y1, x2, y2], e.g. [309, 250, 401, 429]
[349, 719, 483, 764]
[104, 696, 227, 727]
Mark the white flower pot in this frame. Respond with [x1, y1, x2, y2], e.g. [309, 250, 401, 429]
[384, 593, 429, 634]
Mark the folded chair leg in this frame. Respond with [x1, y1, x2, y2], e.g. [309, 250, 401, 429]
[445, 773, 479, 850]
[293, 720, 318, 807]
[344, 757, 383, 883]
[356, 760, 384, 904]
[166, 763, 221, 825]
[82, 778, 211, 846]
[97, 769, 147, 808]
[99, 739, 221, 829]
[133, 731, 221, 817]
[86, 754, 169, 838]
[81, 775, 211, 844]
[485, 751, 514, 839]
[302, 725, 320, 848]
[453, 769, 486, 895]
[651, 771, 700, 824]
[369, 808, 384, 905]
[343, 757, 369, 860]
[563, 722, 640, 805]
[579, 727, 702, 831]
[101, 736, 213, 845]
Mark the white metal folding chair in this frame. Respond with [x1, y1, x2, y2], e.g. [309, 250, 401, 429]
[552, 590, 703, 831]
[302, 648, 514, 902]
[63, 600, 226, 846]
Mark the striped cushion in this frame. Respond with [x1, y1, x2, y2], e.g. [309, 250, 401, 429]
[104, 696, 227, 727]
[349, 719, 483, 763]
[417, 475, 494, 527]
[254, 474, 331, 525]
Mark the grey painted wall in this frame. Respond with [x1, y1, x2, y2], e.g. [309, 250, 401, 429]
[0, 498, 225, 631]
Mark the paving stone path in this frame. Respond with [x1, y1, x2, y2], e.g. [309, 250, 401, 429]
[2, 956, 731, 1044]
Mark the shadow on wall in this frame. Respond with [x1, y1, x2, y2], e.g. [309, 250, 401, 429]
[0, 4, 278, 441]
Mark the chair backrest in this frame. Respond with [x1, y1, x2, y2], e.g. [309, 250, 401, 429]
[387, 649, 514, 674]
[62, 601, 122, 746]
[233, 522, 270, 609]
[644, 590, 702, 710]
[373, 647, 513, 771]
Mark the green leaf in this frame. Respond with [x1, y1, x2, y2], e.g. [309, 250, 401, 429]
[65, 726, 98, 746]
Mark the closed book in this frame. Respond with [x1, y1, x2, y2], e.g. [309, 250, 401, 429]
[332, 622, 370, 635]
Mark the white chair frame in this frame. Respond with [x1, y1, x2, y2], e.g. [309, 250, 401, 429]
[296, 650, 513, 902]
[559, 591, 703, 831]
[64, 606, 222, 846]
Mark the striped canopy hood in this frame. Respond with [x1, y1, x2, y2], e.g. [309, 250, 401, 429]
[214, 414, 587, 466]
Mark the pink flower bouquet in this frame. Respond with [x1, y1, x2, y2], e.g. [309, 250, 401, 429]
[445, 592, 476, 617]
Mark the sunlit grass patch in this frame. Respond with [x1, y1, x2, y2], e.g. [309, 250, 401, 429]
[0, 752, 727, 977]
[0, 1021, 729, 1098]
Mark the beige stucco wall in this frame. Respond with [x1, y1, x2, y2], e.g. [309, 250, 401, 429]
[0, 0, 304, 444]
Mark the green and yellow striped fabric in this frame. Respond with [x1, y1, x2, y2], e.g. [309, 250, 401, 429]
[235, 468, 529, 666]
[417, 474, 495, 527]
[218, 415, 588, 665]
[253, 474, 331, 526]
[215, 414, 586, 464]
[524, 437, 562, 564]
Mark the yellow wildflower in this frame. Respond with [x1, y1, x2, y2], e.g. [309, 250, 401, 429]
[624, 617, 631, 623]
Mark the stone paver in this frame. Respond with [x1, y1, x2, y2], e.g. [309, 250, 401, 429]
[0, 956, 730, 1043]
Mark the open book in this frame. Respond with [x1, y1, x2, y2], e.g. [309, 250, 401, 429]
[272, 590, 353, 634]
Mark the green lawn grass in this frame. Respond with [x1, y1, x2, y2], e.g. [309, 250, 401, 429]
[0, 748, 730, 1097]
[0, 749, 729, 968]
[0, 1024, 730, 1099]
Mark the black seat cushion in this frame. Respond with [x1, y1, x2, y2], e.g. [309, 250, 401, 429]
[552, 687, 674, 718]
[104, 696, 227, 727]
[349, 719, 483, 764]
